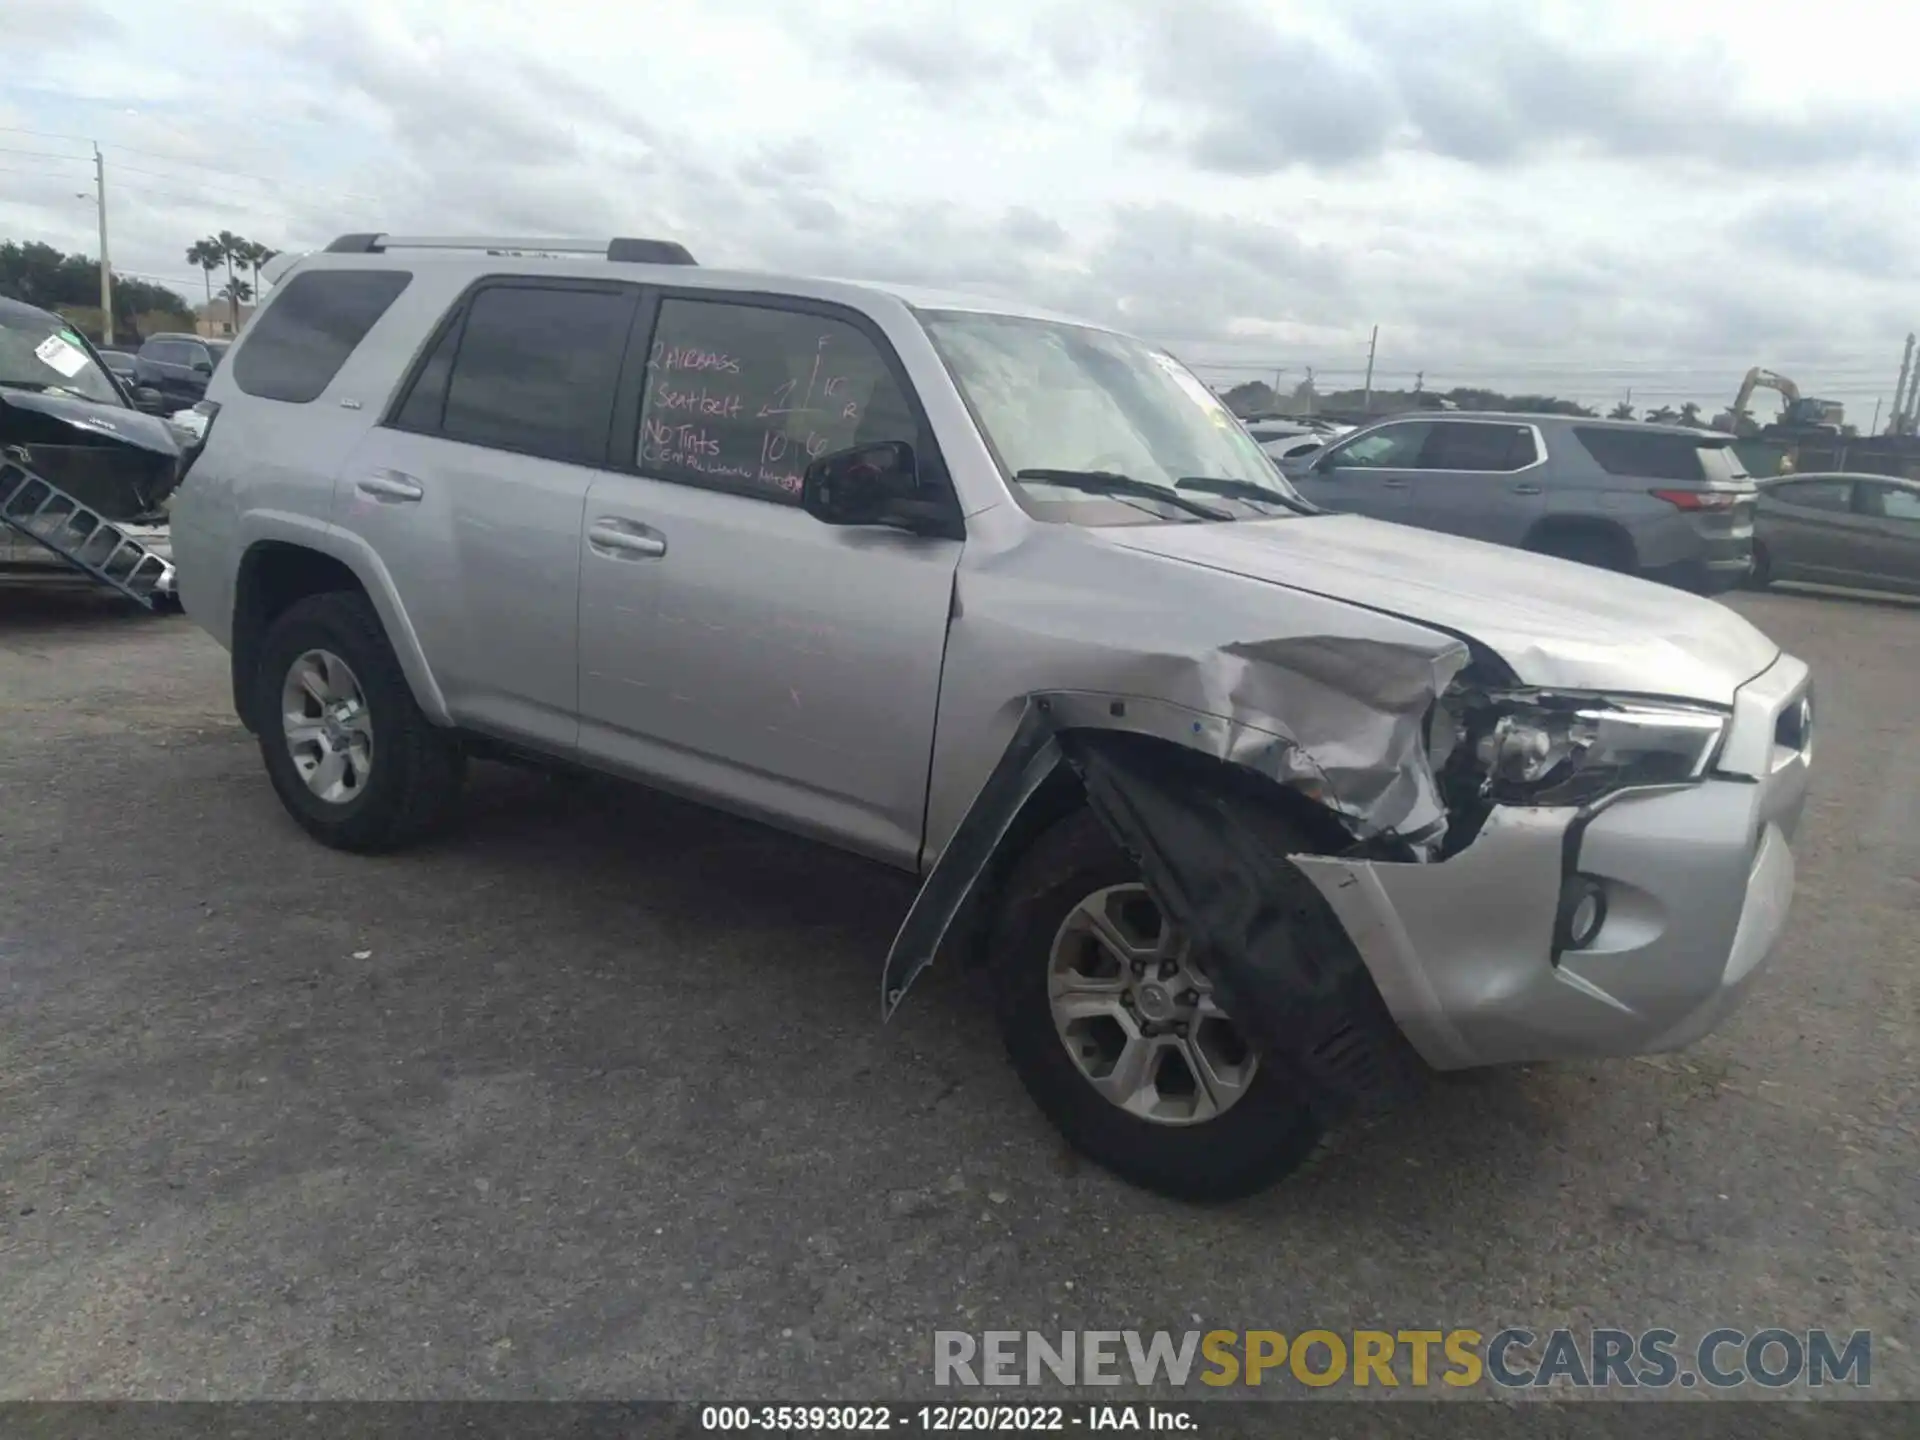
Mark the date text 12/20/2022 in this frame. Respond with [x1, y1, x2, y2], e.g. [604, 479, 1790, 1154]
[700, 1405, 1192, 1432]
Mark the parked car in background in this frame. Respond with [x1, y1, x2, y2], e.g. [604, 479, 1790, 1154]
[98, 349, 138, 384]
[1750, 472, 1920, 596]
[133, 333, 230, 407]
[1280, 413, 1756, 592]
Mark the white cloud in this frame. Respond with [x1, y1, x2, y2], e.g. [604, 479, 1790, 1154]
[1, 0, 1913, 417]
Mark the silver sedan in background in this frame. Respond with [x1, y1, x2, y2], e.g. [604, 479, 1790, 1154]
[1751, 472, 1920, 597]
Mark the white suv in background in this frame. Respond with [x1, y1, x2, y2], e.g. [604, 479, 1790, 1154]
[170, 235, 1811, 1199]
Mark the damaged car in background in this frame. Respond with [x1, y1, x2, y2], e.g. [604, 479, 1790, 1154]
[1, 295, 194, 601]
[169, 241, 1813, 1200]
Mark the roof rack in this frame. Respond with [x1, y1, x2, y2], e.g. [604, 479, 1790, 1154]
[323, 234, 696, 265]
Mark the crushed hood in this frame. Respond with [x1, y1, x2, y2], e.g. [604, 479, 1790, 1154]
[1106, 515, 1779, 706]
[0, 384, 183, 521]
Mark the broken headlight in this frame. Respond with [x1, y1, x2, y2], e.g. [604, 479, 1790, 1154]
[1434, 691, 1729, 808]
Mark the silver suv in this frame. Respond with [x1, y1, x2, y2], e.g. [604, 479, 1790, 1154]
[1281, 412, 1758, 591]
[171, 235, 1813, 1199]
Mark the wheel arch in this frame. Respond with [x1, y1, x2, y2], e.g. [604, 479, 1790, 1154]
[1521, 514, 1639, 569]
[231, 528, 450, 732]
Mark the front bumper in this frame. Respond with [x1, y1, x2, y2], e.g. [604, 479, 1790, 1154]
[1292, 653, 1812, 1070]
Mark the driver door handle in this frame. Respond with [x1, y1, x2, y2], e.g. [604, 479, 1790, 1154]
[1381, 478, 1410, 489]
[1511, 483, 1543, 495]
[357, 470, 424, 502]
[588, 520, 668, 559]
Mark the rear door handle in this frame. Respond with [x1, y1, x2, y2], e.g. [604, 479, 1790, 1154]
[1381, 478, 1410, 489]
[357, 471, 424, 502]
[588, 520, 668, 559]
[1511, 483, 1543, 495]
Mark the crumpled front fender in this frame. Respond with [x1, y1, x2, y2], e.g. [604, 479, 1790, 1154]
[881, 628, 1469, 1097]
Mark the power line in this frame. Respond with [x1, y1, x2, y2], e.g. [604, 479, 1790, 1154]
[0, 145, 92, 162]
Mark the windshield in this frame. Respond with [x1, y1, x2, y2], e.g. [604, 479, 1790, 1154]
[0, 310, 123, 406]
[919, 309, 1302, 522]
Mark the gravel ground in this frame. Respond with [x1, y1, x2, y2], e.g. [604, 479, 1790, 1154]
[0, 579, 1915, 1402]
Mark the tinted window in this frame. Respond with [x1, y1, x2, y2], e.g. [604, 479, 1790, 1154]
[1573, 427, 1743, 482]
[1859, 482, 1920, 522]
[638, 298, 918, 503]
[1417, 422, 1537, 472]
[232, 269, 412, 404]
[440, 284, 634, 464]
[142, 340, 183, 365]
[1327, 422, 1430, 469]
[393, 313, 462, 433]
[1773, 479, 1852, 512]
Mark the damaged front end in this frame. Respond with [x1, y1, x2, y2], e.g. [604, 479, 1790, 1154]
[883, 630, 1480, 1122]
[0, 386, 185, 523]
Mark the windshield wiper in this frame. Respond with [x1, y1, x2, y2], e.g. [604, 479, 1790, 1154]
[1013, 468, 1232, 521]
[1176, 476, 1318, 515]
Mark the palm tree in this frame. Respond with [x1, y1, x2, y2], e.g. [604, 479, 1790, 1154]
[245, 242, 278, 299]
[1677, 401, 1703, 427]
[214, 230, 248, 316]
[1608, 401, 1635, 420]
[1646, 405, 1681, 424]
[186, 239, 222, 315]
[217, 277, 253, 332]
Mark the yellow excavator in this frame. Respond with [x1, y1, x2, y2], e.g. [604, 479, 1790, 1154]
[1713, 368, 1845, 437]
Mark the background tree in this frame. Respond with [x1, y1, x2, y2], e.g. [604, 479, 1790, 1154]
[1608, 400, 1636, 420]
[218, 277, 253, 323]
[186, 239, 222, 312]
[1678, 401, 1703, 426]
[213, 230, 248, 316]
[242, 240, 277, 301]
[4, 240, 194, 336]
[1646, 404, 1681, 424]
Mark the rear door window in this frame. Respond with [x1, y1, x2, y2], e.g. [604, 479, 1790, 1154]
[635, 297, 920, 504]
[437, 283, 637, 465]
[1773, 479, 1853, 512]
[232, 269, 412, 403]
[1416, 422, 1538, 471]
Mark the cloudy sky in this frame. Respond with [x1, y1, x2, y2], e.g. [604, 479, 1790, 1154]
[5, 0, 1915, 418]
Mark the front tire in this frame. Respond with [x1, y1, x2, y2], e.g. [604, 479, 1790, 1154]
[252, 591, 465, 852]
[988, 809, 1327, 1200]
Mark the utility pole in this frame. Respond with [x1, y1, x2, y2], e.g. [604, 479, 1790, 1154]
[1870, 398, 1882, 436]
[93, 143, 113, 347]
[1361, 325, 1378, 415]
[1891, 334, 1914, 435]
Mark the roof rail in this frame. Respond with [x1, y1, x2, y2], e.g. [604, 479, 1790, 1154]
[322, 234, 696, 265]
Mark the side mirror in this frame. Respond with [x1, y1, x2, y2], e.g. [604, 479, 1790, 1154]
[801, 441, 956, 536]
[191, 359, 213, 375]
[133, 386, 167, 413]
[1310, 452, 1342, 474]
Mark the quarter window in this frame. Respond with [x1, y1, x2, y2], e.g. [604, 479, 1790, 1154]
[231, 269, 412, 404]
[636, 298, 919, 504]
[1859, 482, 1920, 522]
[437, 284, 635, 465]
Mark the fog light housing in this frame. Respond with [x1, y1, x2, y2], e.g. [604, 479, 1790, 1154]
[1555, 876, 1608, 954]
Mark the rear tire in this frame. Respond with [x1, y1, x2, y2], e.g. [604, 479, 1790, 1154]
[252, 591, 465, 852]
[1529, 526, 1637, 574]
[988, 808, 1328, 1201]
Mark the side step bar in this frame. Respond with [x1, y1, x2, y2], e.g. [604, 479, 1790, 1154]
[0, 455, 176, 609]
